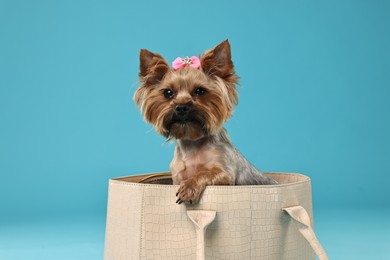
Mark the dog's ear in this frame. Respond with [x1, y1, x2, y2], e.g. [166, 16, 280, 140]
[135, 50, 170, 108]
[200, 40, 236, 83]
[139, 49, 169, 84]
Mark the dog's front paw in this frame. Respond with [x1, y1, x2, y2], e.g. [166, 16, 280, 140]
[176, 179, 205, 205]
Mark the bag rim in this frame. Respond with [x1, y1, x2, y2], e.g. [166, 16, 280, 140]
[109, 172, 311, 189]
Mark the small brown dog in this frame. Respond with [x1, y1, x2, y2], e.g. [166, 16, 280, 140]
[134, 40, 277, 204]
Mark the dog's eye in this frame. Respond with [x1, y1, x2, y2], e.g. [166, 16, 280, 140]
[163, 89, 174, 99]
[193, 87, 206, 96]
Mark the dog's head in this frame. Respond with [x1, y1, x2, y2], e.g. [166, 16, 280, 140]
[134, 40, 238, 141]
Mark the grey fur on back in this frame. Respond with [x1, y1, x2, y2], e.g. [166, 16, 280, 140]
[212, 129, 278, 185]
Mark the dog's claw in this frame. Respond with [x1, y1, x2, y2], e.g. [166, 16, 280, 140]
[176, 192, 179, 196]
[176, 198, 181, 203]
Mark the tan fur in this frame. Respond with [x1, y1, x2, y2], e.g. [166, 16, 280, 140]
[134, 40, 277, 204]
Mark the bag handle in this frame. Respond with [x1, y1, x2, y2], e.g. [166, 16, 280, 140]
[187, 210, 217, 260]
[187, 207, 328, 260]
[283, 206, 329, 260]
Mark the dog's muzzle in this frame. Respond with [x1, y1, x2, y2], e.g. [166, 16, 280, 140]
[174, 104, 191, 122]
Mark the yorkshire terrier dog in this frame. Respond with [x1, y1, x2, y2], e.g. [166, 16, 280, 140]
[134, 40, 277, 204]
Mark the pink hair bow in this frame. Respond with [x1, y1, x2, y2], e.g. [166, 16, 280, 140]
[172, 56, 201, 70]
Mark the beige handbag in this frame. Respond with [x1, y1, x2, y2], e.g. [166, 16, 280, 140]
[104, 172, 328, 260]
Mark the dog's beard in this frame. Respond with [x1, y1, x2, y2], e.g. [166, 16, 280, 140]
[164, 112, 208, 141]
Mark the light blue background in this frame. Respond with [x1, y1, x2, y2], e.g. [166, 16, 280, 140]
[1, 0, 389, 259]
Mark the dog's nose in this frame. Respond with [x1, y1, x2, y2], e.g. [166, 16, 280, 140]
[175, 105, 191, 120]
[175, 104, 190, 114]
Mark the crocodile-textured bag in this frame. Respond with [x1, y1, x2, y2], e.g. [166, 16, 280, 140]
[104, 172, 328, 260]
